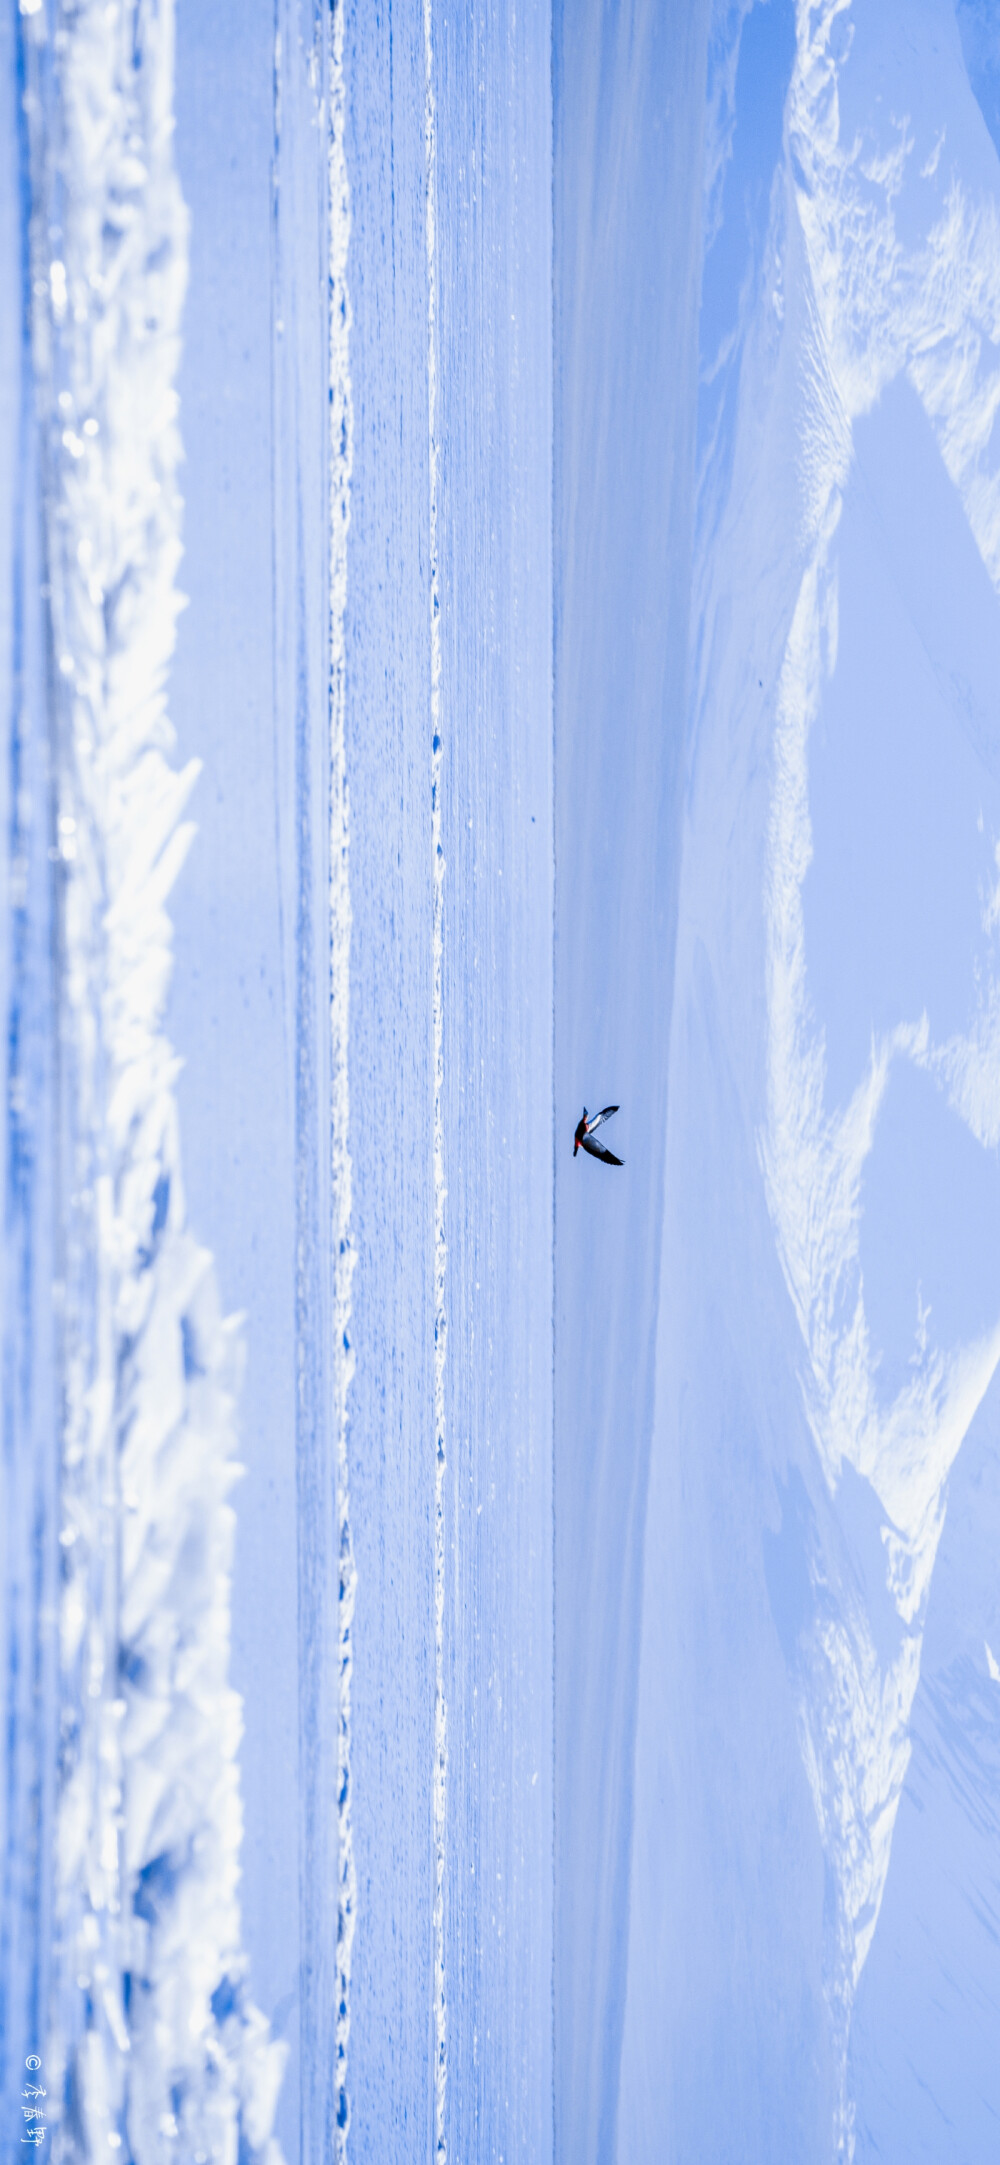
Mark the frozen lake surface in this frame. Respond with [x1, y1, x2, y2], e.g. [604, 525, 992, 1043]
[4, 2, 1000, 2161]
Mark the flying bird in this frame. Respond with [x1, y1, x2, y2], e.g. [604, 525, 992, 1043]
[573, 1105, 623, 1165]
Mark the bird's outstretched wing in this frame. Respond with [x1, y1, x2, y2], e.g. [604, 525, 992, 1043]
[581, 1132, 624, 1166]
[585, 1104, 619, 1135]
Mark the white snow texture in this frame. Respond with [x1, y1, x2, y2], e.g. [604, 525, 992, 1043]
[21, 4, 288, 2156]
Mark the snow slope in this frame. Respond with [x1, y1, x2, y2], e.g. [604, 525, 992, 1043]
[553, 6, 710, 2160]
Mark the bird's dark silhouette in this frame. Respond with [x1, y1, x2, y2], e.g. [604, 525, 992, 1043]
[573, 1105, 623, 1165]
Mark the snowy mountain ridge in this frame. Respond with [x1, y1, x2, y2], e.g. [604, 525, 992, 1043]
[760, 0, 1000, 2148]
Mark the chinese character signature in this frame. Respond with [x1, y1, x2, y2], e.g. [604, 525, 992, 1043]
[21, 2058, 47, 2146]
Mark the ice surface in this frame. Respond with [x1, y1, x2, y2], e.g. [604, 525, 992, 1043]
[171, 3, 554, 2160]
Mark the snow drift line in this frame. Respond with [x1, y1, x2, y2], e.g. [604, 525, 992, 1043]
[328, 5, 357, 2154]
[19, 3, 285, 2157]
[423, 0, 449, 2153]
